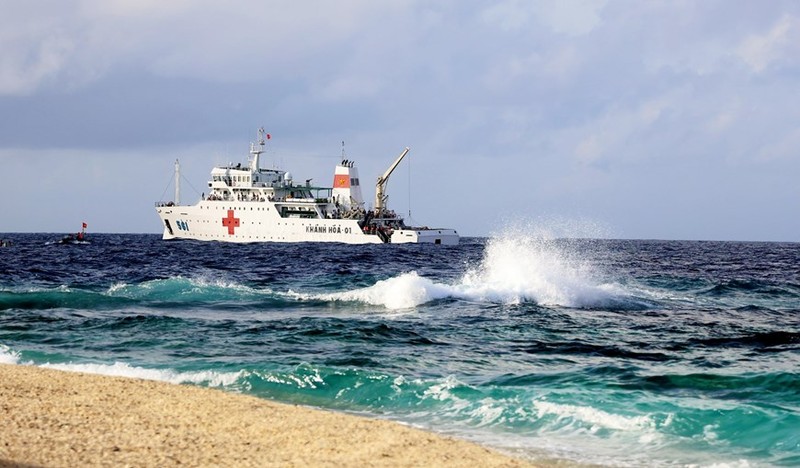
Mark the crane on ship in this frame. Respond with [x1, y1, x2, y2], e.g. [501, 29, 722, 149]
[374, 147, 409, 217]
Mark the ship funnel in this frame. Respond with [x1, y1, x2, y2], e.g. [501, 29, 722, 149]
[332, 160, 364, 210]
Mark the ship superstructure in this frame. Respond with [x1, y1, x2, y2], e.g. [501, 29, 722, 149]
[154, 129, 459, 244]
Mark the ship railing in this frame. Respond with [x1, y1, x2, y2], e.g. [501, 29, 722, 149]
[189, 195, 334, 204]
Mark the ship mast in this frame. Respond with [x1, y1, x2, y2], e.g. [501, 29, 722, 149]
[374, 147, 409, 216]
[250, 127, 267, 171]
[174, 159, 180, 205]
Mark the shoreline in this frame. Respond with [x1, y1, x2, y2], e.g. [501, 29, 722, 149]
[1, 364, 542, 467]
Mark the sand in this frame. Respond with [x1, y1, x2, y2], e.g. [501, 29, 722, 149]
[0, 364, 541, 467]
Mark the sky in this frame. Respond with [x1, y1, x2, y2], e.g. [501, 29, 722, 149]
[1, 0, 799, 241]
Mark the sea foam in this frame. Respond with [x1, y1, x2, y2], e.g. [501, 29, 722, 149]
[457, 224, 620, 307]
[107, 276, 272, 302]
[38, 360, 244, 387]
[1, 344, 242, 390]
[311, 272, 453, 309]
[532, 400, 655, 432]
[311, 222, 626, 310]
[0, 344, 21, 365]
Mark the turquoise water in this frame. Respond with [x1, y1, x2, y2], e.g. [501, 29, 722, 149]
[1, 230, 798, 466]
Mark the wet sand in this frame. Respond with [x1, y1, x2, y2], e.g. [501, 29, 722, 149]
[0, 364, 540, 467]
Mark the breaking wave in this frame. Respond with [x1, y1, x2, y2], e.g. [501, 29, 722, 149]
[0, 344, 242, 388]
[38, 361, 244, 387]
[304, 224, 633, 310]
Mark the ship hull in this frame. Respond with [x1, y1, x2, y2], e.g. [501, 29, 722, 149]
[391, 228, 459, 245]
[155, 201, 458, 245]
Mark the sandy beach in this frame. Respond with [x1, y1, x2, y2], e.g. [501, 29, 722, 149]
[0, 364, 541, 467]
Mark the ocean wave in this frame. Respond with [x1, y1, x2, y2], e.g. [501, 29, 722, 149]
[700, 279, 800, 298]
[38, 361, 244, 387]
[512, 340, 673, 362]
[689, 331, 800, 351]
[458, 227, 620, 308]
[532, 399, 657, 432]
[0, 276, 281, 311]
[641, 372, 800, 396]
[0, 343, 21, 364]
[0, 287, 134, 311]
[294, 272, 453, 310]
[5, 342, 792, 467]
[0, 343, 243, 386]
[106, 276, 274, 303]
[0, 354, 246, 387]
[297, 227, 642, 310]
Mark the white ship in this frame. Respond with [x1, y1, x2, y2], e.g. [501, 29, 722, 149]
[155, 129, 459, 245]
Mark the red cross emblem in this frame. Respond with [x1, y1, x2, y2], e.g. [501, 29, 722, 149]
[222, 209, 240, 235]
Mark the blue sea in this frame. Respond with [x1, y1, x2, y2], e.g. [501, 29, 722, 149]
[1, 228, 798, 467]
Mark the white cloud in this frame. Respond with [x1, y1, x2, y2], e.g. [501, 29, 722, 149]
[83, 0, 193, 19]
[0, 1, 416, 95]
[705, 105, 740, 134]
[481, 45, 583, 97]
[756, 127, 800, 163]
[480, 0, 606, 36]
[0, 33, 75, 95]
[0, 3, 81, 95]
[537, 0, 606, 36]
[737, 14, 800, 73]
[313, 75, 383, 102]
[480, 1, 533, 32]
[551, 88, 689, 167]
